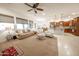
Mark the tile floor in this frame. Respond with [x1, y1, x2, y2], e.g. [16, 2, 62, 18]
[54, 33, 79, 56]
[0, 35, 58, 56]
[0, 33, 79, 56]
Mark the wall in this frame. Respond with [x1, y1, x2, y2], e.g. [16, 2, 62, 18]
[0, 4, 27, 43]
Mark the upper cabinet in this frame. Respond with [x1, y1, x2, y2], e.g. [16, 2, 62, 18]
[64, 17, 79, 36]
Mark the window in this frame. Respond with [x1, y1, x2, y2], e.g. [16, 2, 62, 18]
[24, 24, 28, 29]
[0, 23, 5, 31]
[17, 24, 23, 30]
[0, 23, 14, 31]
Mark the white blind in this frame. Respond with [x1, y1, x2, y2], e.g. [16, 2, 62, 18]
[0, 14, 14, 23]
[16, 17, 28, 24]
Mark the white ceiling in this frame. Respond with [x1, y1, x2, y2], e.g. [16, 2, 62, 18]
[0, 3, 79, 22]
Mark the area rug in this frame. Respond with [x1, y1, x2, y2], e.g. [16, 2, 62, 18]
[0, 46, 24, 56]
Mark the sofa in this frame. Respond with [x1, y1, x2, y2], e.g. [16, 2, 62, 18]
[16, 31, 36, 40]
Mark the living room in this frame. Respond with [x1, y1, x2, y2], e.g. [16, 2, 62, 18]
[0, 3, 79, 56]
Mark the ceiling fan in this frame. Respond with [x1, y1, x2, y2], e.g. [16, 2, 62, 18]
[24, 3, 44, 14]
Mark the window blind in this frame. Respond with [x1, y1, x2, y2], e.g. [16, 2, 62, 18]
[16, 17, 28, 24]
[0, 14, 14, 23]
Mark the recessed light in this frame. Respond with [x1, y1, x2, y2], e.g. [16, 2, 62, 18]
[64, 45, 68, 49]
[68, 16, 71, 18]
[42, 13, 45, 15]
[72, 13, 76, 15]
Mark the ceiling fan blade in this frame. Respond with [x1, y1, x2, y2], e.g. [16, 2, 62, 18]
[33, 3, 39, 8]
[24, 3, 33, 8]
[34, 10, 37, 13]
[27, 9, 33, 12]
[36, 8, 44, 11]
